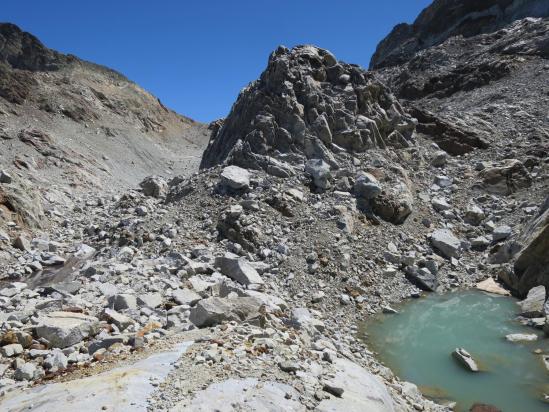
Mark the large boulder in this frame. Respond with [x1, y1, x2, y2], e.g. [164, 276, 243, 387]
[430, 229, 462, 259]
[513, 197, 549, 296]
[305, 159, 331, 190]
[220, 165, 250, 190]
[139, 176, 168, 198]
[34, 312, 100, 348]
[189, 296, 262, 327]
[478, 160, 532, 195]
[316, 358, 395, 412]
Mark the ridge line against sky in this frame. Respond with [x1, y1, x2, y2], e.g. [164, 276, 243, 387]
[3, 1, 432, 122]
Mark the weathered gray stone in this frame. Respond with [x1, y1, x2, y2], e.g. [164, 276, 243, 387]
[0, 343, 23, 357]
[518, 286, 545, 318]
[493, 225, 512, 242]
[464, 204, 485, 226]
[305, 159, 331, 190]
[189, 297, 261, 327]
[430, 229, 462, 259]
[139, 176, 168, 198]
[43, 350, 68, 370]
[35, 312, 100, 348]
[14, 363, 37, 381]
[354, 173, 381, 199]
[102, 308, 135, 330]
[0, 170, 12, 184]
[107, 294, 137, 311]
[136, 293, 163, 308]
[452, 348, 479, 372]
[13, 235, 31, 251]
[505, 333, 538, 342]
[220, 166, 250, 190]
[172, 288, 202, 306]
[215, 254, 264, 286]
[432, 197, 451, 212]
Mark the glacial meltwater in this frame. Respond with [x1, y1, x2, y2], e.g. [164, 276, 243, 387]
[363, 290, 549, 411]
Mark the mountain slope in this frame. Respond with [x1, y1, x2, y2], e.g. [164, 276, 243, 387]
[370, 0, 549, 69]
[0, 23, 208, 191]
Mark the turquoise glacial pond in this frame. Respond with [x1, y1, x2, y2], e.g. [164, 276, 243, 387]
[363, 290, 549, 411]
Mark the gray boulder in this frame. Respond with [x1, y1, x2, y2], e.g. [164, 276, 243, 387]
[430, 229, 462, 259]
[305, 159, 331, 190]
[354, 173, 381, 199]
[215, 254, 264, 286]
[452, 348, 479, 372]
[107, 294, 137, 311]
[35, 311, 100, 348]
[172, 288, 202, 306]
[14, 363, 37, 381]
[189, 296, 262, 327]
[220, 165, 250, 190]
[518, 286, 545, 318]
[139, 176, 168, 198]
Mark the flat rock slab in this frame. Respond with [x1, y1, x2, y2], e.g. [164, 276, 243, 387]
[174, 378, 304, 411]
[316, 358, 395, 412]
[475, 278, 510, 296]
[215, 255, 264, 286]
[0, 342, 192, 412]
[34, 311, 100, 349]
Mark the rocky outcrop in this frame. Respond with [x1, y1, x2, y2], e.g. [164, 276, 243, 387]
[490, 197, 549, 297]
[375, 16, 549, 159]
[370, 0, 549, 69]
[513, 197, 549, 296]
[200, 45, 416, 174]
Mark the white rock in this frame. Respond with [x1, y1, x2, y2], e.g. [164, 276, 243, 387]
[220, 166, 250, 190]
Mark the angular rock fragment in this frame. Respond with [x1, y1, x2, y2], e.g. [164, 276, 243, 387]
[220, 165, 250, 191]
[452, 348, 479, 372]
[139, 176, 168, 198]
[215, 254, 264, 286]
[35, 311, 100, 348]
[189, 296, 262, 327]
[430, 229, 462, 259]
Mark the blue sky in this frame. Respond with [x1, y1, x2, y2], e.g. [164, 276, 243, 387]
[3, 1, 431, 122]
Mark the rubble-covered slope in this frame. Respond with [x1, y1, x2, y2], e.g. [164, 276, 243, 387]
[376, 17, 549, 157]
[370, 0, 549, 69]
[0, 23, 209, 235]
[0, 23, 208, 191]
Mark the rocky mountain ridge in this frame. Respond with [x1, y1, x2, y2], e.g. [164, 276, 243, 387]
[370, 0, 549, 69]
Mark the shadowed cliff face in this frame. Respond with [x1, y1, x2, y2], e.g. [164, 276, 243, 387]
[369, 0, 549, 69]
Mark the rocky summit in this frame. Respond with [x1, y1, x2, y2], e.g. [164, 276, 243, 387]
[0, 1, 548, 411]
